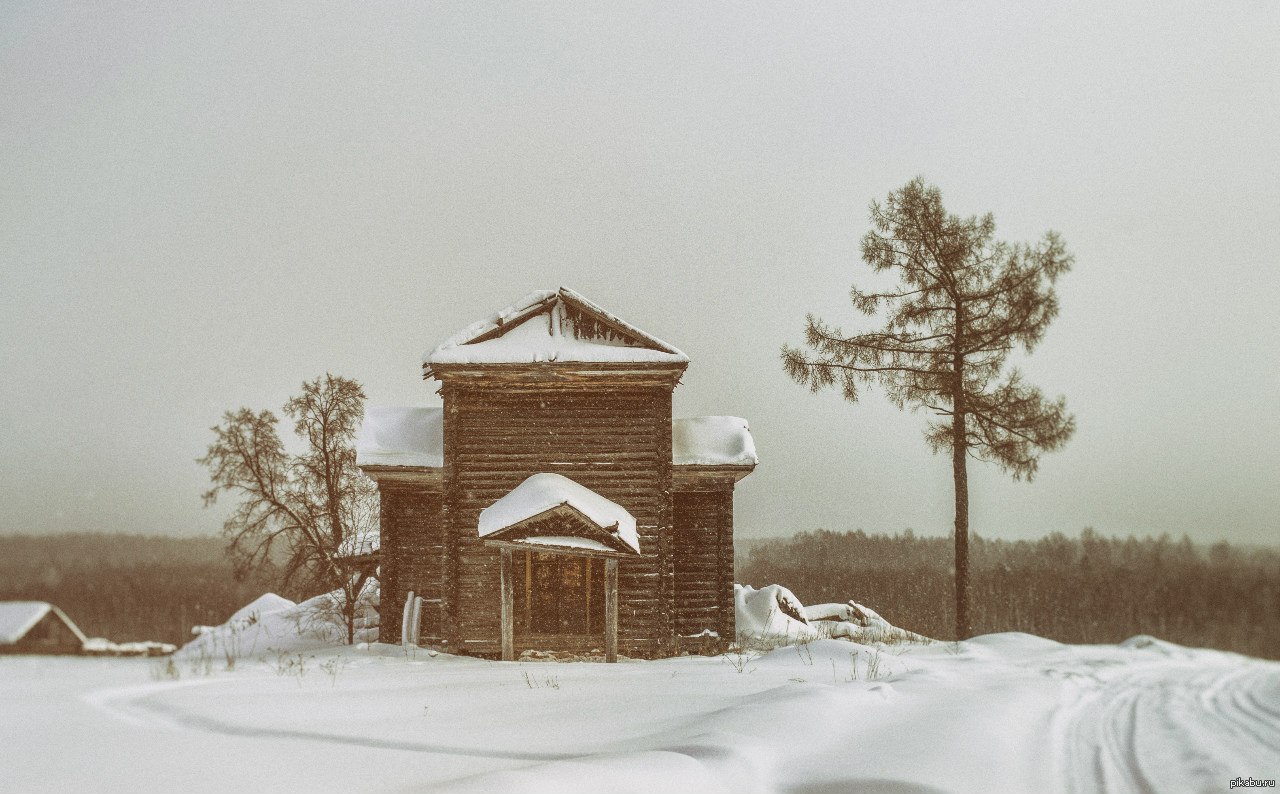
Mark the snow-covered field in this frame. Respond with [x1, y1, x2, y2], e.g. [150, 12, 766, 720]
[3, 627, 1277, 793]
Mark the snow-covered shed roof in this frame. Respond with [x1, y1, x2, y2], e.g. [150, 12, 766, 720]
[478, 473, 641, 555]
[0, 601, 87, 646]
[672, 416, 758, 466]
[424, 287, 688, 372]
[357, 409, 757, 471]
[356, 406, 443, 468]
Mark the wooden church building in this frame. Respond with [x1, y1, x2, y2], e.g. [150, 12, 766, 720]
[356, 287, 757, 660]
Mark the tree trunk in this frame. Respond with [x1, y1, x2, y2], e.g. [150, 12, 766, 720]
[951, 400, 971, 640]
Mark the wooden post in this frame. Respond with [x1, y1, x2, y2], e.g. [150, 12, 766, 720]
[500, 548, 514, 661]
[523, 551, 532, 633]
[604, 557, 618, 663]
[583, 557, 591, 631]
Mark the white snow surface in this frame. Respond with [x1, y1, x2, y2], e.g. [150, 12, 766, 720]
[425, 287, 688, 366]
[7, 617, 1277, 793]
[477, 472, 640, 554]
[355, 406, 443, 468]
[6, 580, 1280, 793]
[673, 416, 758, 466]
[0, 601, 87, 645]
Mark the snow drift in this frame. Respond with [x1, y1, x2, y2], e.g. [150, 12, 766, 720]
[735, 583, 932, 646]
[177, 584, 379, 660]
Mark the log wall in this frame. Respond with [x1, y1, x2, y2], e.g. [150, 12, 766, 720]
[673, 487, 736, 640]
[442, 381, 675, 657]
[377, 486, 445, 645]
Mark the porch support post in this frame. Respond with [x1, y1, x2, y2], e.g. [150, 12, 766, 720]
[605, 557, 618, 663]
[500, 547, 514, 661]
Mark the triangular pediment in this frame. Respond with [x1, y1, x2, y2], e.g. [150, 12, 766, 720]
[477, 473, 641, 556]
[424, 287, 688, 370]
[481, 503, 640, 556]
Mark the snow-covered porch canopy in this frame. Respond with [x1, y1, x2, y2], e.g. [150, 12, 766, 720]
[477, 473, 641, 559]
[477, 473, 636, 662]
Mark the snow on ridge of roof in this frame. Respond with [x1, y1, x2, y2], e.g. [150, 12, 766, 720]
[424, 286, 689, 368]
[478, 472, 640, 554]
[0, 601, 87, 645]
[356, 406, 443, 468]
[673, 416, 759, 466]
[556, 286, 686, 358]
[429, 288, 558, 353]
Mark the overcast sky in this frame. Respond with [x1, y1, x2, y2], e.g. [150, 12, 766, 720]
[2, 3, 1278, 545]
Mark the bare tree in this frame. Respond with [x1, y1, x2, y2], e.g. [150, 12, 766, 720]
[782, 178, 1076, 638]
[199, 374, 376, 644]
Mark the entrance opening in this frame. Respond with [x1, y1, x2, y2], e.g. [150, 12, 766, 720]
[516, 552, 605, 637]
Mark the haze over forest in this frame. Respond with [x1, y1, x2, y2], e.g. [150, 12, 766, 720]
[2, 3, 1277, 545]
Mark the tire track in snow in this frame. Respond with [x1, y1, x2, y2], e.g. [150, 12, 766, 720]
[91, 682, 585, 763]
[1060, 653, 1280, 793]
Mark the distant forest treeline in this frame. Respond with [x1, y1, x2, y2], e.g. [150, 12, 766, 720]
[0, 534, 294, 646]
[738, 529, 1280, 659]
[4, 531, 1278, 659]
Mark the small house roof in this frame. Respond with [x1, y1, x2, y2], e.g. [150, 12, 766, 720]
[423, 287, 688, 372]
[0, 601, 87, 646]
[357, 409, 757, 471]
[478, 473, 640, 555]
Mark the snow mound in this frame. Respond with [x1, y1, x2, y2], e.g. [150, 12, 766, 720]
[178, 584, 379, 660]
[82, 638, 175, 657]
[735, 584, 931, 646]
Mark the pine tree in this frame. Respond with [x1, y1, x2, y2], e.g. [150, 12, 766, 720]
[782, 178, 1076, 638]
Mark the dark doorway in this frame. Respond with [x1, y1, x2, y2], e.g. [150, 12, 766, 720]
[516, 552, 604, 637]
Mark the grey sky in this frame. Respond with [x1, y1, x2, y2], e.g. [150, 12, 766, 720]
[2, 3, 1278, 545]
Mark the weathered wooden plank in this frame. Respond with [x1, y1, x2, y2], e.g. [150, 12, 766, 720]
[500, 547, 514, 661]
[605, 557, 618, 663]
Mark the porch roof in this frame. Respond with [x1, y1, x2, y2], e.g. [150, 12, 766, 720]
[478, 473, 640, 556]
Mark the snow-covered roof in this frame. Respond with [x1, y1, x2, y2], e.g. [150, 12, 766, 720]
[357, 409, 756, 471]
[478, 473, 640, 555]
[424, 287, 688, 369]
[0, 601, 87, 646]
[673, 416, 758, 466]
[356, 406, 443, 468]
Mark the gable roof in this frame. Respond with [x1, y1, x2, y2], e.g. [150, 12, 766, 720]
[0, 601, 87, 646]
[478, 473, 641, 555]
[423, 287, 688, 374]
